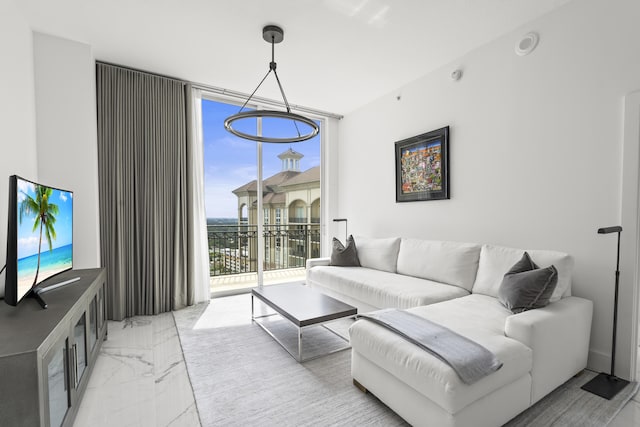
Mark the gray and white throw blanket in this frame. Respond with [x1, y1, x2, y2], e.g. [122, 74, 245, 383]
[356, 309, 502, 384]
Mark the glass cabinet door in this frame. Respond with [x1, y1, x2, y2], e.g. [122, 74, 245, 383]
[72, 313, 88, 387]
[98, 284, 106, 330]
[88, 297, 97, 352]
[45, 337, 70, 427]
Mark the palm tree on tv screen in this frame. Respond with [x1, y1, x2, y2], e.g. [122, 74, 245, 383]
[19, 185, 59, 286]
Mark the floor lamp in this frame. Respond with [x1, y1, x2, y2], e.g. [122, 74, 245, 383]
[581, 225, 630, 399]
[332, 218, 348, 242]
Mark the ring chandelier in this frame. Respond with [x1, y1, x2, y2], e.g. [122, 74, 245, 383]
[224, 25, 320, 143]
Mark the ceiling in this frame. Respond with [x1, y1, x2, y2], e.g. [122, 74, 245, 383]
[17, 0, 573, 115]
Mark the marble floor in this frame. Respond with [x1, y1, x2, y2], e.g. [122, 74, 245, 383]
[74, 296, 640, 427]
[73, 313, 200, 427]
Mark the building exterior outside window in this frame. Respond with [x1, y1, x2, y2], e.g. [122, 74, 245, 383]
[231, 148, 320, 272]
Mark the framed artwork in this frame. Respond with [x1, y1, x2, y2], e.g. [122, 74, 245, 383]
[395, 126, 449, 202]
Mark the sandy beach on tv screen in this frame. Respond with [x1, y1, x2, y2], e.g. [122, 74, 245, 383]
[18, 266, 72, 296]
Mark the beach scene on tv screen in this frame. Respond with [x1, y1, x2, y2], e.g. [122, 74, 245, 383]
[16, 179, 73, 298]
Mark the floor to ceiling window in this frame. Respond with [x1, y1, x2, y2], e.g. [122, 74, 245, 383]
[202, 97, 322, 295]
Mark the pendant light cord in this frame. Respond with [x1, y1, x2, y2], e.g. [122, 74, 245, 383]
[237, 35, 303, 138]
[273, 70, 301, 138]
[268, 34, 302, 137]
[239, 69, 271, 112]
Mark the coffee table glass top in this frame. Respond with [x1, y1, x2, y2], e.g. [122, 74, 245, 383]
[252, 283, 357, 327]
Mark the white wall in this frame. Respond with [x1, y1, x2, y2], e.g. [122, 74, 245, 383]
[0, 0, 39, 297]
[32, 33, 101, 269]
[337, 0, 640, 377]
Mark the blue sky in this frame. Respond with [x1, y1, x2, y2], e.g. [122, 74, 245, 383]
[202, 99, 321, 218]
[16, 178, 73, 258]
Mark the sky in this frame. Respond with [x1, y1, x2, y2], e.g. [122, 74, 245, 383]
[202, 99, 321, 218]
[16, 178, 73, 258]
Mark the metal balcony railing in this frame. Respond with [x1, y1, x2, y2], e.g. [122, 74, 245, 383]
[207, 223, 321, 277]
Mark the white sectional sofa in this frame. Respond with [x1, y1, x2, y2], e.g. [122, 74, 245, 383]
[305, 236, 593, 427]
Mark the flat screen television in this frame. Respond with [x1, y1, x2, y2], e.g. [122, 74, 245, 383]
[4, 175, 74, 307]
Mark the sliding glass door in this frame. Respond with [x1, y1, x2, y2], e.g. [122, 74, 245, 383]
[202, 97, 322, 295]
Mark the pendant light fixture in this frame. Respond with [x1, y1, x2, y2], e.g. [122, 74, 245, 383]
[224, 25, 320, 143]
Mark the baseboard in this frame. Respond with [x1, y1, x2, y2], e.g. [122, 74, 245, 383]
[588, 348, 610, 374]
[210, 287, 252, 299]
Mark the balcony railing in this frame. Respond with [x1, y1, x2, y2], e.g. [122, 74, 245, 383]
[289, 217, 321, 224]
[207, 223, 321, 277]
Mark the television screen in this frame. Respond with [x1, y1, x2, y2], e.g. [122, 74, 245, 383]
[5, 175, 73, 306]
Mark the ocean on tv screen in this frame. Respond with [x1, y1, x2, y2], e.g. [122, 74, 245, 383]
[16, 179, 73, 293]
[17, 244, 73, 288]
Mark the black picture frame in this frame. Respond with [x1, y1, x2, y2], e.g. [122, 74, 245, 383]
[395, 126, 449, 202]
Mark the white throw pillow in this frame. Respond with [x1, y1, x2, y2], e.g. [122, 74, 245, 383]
[353, 236, 401, 273]
[472, 244, 573, 302]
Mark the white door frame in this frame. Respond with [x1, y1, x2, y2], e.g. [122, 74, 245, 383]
[620, 90, 640, 380]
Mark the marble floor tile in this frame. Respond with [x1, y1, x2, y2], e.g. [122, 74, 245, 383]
[74, 379, 156, 427]
[74, 314, 200, 427]
[102, 317, 154, 350]
[86, 346, 155, 387]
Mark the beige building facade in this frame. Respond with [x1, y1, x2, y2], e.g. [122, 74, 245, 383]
[232, 149, 320, 272]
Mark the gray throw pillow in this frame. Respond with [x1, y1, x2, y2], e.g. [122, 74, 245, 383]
[330, 235, 361, 267]
[498, 252, 558, 314]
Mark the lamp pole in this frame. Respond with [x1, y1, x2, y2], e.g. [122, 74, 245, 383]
[581, 225, 629, 399]
[610, 227, 621, 377]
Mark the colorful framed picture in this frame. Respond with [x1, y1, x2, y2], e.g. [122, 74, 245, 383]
[395, 126, 449, 202]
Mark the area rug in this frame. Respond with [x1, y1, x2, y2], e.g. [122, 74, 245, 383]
[174, 294, 637, 426]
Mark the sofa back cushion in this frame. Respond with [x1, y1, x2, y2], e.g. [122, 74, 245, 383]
[472, 244, 573, 302]
[396, 239, 482, 291]
[354, 236, 401, 273]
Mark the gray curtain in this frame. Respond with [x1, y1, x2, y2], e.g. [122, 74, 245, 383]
[96, 63, 193, 320]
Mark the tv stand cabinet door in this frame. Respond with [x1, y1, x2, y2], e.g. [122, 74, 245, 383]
[68, 308, 88, 403]
[42, 334, 72, 427]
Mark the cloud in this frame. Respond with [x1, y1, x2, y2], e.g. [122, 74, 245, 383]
[204, 180, 241, 218]
[205, 135, 254, 151]
[17, 180, 34, 193]
[304, 155, 321, 168]
[227, 138, 255, 150]
[59, 193, 68, 202]
[17, 180, 34, 202]
[203, 169, 259, 218]
[231, 165, 257, 182]
[18, 236, 40, 255]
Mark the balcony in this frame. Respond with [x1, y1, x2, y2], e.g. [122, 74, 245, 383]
[208, 223, 320, 295]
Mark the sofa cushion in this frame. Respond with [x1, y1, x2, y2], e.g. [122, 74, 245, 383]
[472, 245, 573, 302]
[349, 294, 532, 413]
[354, 236, 401, 273]
[307, 265, 469, 310]
[498, 252, 558, 313]
[396, 239, 481, 292]
[329, 235, 360, 267]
